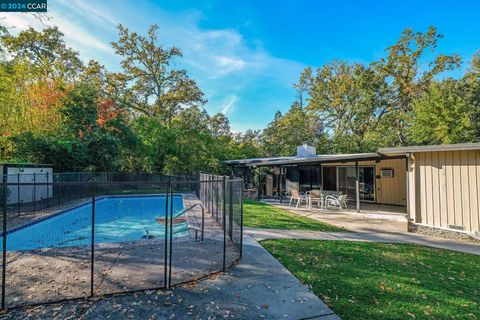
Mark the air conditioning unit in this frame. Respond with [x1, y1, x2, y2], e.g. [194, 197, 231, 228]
[380, 169, 394, 178]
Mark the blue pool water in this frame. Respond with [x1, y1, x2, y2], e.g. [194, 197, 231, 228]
[5, 195, 186, 251]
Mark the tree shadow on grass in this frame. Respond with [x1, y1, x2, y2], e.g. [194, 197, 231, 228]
[261, 240, 480, 320]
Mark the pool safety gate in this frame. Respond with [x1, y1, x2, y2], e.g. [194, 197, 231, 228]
[0, 173, 243, 310]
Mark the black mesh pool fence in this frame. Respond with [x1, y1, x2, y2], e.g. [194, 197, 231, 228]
[0, 172, 242, 310]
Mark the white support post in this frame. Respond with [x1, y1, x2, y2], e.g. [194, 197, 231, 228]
[405, 154, 410, 219]
[355, 161, 360, 213]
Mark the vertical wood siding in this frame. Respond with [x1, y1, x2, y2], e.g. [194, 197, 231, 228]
[375, 159, 406, 205]
[414, 151, 480, 233]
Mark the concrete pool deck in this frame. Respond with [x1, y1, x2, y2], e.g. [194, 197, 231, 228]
[2, 193, 239, 309]
[2, 235, 339, 319]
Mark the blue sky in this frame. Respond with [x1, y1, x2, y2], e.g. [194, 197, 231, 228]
[3, 0, 480, 131]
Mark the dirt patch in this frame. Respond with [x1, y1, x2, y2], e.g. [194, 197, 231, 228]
[2, 192, 242, 310]
[4, 232, 238, 308]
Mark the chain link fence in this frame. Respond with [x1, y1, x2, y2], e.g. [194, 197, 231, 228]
[0, 172, 242, 310]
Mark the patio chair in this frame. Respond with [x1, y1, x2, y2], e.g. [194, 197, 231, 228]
[289, 189, 307, 208]
[246, 188, 257, 199]
[325, 194, 348, 209]
[306, 189, 323, 208]
[338, 194, 348, 208]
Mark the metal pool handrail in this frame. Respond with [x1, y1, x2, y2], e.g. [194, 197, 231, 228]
[172, 203, 205, 242]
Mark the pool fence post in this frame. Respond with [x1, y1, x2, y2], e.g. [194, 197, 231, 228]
[46, 172, 50, 209]
[57, 175, 61, 206]
[215, 178, 219, 221]
[90, 177, 96, 298]
[207, 175, 210, 213]
[222, 176, 226, 271]
[205, 175, 208, 210]
[240, 180, 243, 258]
[201, 204, 205, 243]
[168, 179, 174, 287]
[2, 178, 7, 310]
[209, 175, 213, 213]
[33, 172, 36, 213]
[228, 179, 233, 240]
[199, 174, 202, 204]
[211, 175, 215, 213]
[164, 177, 170, 288]
[211, 176, 214, 215]
[207, 174, 212, 213]
[196, 174, 200, 198]
[17, 173, 20, 217]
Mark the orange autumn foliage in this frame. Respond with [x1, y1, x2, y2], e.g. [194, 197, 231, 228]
[24, 80, 64, 132]
[96, 98, 123, 127]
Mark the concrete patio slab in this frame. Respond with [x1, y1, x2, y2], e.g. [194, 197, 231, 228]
[2, 235, 339, 319]
[262, 199, 407, 219]
[262, 200, 409, 233]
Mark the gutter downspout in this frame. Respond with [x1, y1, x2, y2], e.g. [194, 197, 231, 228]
[409, 153, 418, 224]
[279, 165, 283, 204]
[355, 161, 360, 213]
[405, 153, 410, 232]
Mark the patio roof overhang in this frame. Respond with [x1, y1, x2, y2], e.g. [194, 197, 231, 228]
[224, 143, 480, 168]
[224, 152, 407, 168]
[378, 142, 480, 156]
[223, 156, 297, 166]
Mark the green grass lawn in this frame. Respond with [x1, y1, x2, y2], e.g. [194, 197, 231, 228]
[243, 199, 346, 232]
[262, 240, 480, 320]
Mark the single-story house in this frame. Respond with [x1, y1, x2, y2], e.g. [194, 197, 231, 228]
[224, 143, 480, 236]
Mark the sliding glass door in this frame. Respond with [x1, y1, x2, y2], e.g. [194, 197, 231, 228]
[337, 167, 357, 200]
[296, 165, 376, 202]
[336, 166, 375, 202]
[298, 166, 322, 192]
[360, 167, 375, 202]
[322, 166, 337, 191]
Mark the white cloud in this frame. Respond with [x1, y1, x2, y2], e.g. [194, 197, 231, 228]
[55, 0, 118, 26]
[129, 8, 305, 123]
[2, 1, 304, 130]
[213, 55, 246, 77]
[150, 16, 303, 84]
[3, 3, 301, 89]
[46, 11, 112, 53]
[2, 13, 38, 30]
[1, 5, 113, 61]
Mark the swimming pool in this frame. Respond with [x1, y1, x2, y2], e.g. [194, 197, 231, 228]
[4, 195, 186, 251]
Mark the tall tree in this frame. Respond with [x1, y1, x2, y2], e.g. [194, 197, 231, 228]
[410, 80, 475, 144]
[1, 26, 82, 81]
[209, 113, 231, 138]
[0, 27, 74, 159]
[464, 53, 480, 139]
[307, 61, 390, 152]
[230, 129, 262, 160]
[164, 106, 218, 175]
[111, 24, 206, 125]
[293, 66, 312, 110]
[262, 101, 325, 156]
[409, 54, 480, 144]
[373, 26, 461, 145]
